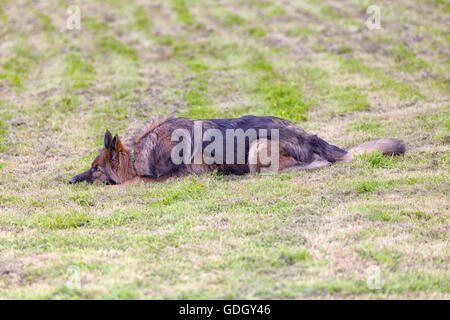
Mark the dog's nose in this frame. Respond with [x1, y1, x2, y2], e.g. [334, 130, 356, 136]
[69, 177, 77, 184]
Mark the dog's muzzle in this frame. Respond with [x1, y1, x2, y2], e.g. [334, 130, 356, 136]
[69, 170, 91, 184]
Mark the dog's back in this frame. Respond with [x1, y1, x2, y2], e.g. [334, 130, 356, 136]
[69, 115, 406, 185]
[129, 115, 405, 178]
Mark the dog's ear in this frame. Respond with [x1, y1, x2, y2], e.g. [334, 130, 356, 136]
[104, 130, 113, 149]
[112, 134, 124, 152]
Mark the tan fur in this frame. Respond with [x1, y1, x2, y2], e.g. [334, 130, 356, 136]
[248, 138, 299, 173]
[341, 138, 406, 162]
[116, 148, 137, 184]
[70, 117, 406, 186]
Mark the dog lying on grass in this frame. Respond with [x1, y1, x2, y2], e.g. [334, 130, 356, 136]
[69, 115, 405, 186]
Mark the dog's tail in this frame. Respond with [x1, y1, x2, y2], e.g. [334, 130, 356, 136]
[310, 136, 406, 163]
[339, 138, 406, 162]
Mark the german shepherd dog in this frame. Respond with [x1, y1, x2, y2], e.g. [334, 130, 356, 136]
[69, 115, 406, 186]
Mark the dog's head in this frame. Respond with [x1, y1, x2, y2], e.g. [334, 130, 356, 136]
[69, 130, 133, 185]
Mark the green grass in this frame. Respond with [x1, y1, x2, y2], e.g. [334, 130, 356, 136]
[170, 0, 194, 26]
[390, 45, 429, 72]
[98, 36, 138, 61]
[0, 119, 7, 152]
[63, 54, 95, 89]
[0, 35, 36, 87]
[0, 0, 448, 299]
[354, 151, 397, 168]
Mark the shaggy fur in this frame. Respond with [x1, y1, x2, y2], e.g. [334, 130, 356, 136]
[69, 115, 406, 185]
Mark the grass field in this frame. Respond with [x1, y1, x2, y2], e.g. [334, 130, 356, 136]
[0, 0, 449, 299]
